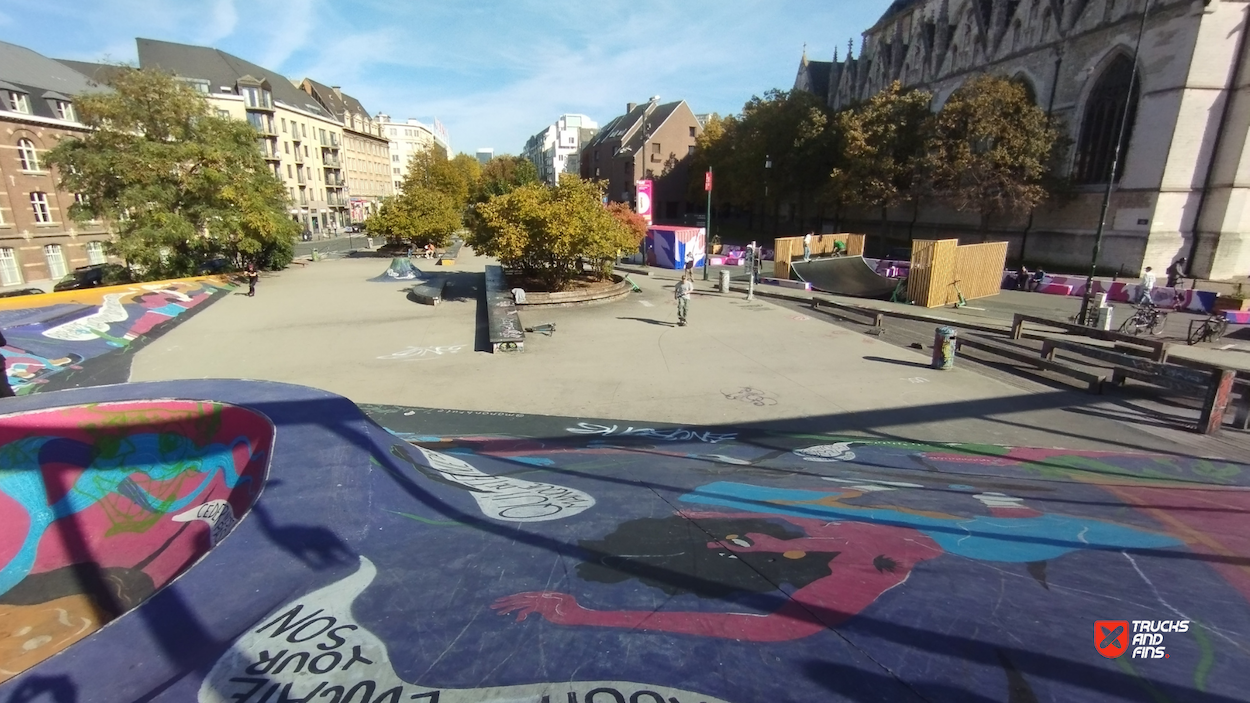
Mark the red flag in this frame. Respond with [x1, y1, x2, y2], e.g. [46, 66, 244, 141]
[704, 171, 713, 192]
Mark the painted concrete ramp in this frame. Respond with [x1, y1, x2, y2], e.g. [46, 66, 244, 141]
[3, 382, 1250, 702]
[791, 255, 898, 299]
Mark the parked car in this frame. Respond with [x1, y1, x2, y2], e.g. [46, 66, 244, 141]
[52, 264, 107, 292]
[0, 287, 44, 299]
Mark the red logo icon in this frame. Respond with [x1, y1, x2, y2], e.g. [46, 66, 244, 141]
[1095, 620, 1129, 658]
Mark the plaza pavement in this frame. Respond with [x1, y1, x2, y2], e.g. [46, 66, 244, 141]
[131, 248, 1233, 458]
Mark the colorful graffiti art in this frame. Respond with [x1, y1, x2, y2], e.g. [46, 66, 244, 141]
[0, 399, 272, 682]
[5, 386, 1250, 702]
[0, 280, 227, 395]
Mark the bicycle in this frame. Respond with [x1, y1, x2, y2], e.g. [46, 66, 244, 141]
[1186, 312, 1228, 346]
[1117, 300, 1168, 336]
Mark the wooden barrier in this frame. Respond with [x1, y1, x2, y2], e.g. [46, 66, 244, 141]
[1011, 313, 1170, 362]
[773, 233, 865, 280]
[955, 335, 1106, 393]
[907, 239, 1007, 307]
[907, 239, 957, 308]
[809, 298, 884, 328]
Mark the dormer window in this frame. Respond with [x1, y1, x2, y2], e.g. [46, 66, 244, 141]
[51, 100, 75, 121]
[5, 90, 30, 114]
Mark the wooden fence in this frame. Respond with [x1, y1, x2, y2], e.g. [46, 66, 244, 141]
[773, 233, 865, 280]
[907, 239, 1008, 307]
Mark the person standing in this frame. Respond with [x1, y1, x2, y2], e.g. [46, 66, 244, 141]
[0, 329, 14, 398]
[675, 275, 694, 327]
[245, 264, 259, 297]
[684, 250, 695, 275]
[803, 232, 813, 262]
[1166, 258, 1187, 288]
[1138, 266, 1157, 304]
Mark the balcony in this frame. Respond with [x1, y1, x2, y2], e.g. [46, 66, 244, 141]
[293, 152, 304, 164]
[323, 155, 341, 168]
[297, 172, 306, 185]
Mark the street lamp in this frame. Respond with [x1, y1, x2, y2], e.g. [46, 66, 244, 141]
[764, 155, 772, 235]
[1077, 0, 1152, 327]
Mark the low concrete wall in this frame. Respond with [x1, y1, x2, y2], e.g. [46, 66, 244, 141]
[514, 275, 633, 308]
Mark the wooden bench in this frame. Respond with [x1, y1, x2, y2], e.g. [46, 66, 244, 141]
[484, 265, 524, 352]
[1011, 313, 1170, 362]
[956, 335, 1107, 393]
[407, 278, 447, 306]
[809, 298, 884, 328]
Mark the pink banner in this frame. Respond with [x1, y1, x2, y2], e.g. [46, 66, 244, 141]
[635, 180, 653, 224]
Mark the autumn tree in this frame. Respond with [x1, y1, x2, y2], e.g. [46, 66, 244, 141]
[477, 155, 539, 199]
[47, 67, 298, 277]
[922, 75, 1062, 233]
[829, 81, 933, 232]
[364, 187, 460, 249]
[403, 149, 474, 212]
[469, 176, 642, 289]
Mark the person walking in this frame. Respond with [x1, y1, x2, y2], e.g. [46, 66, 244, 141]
[803, 232, 813, 262]
[675, 274, 694, 327]
[245, 264, 259, 297]
[1166, 258, 1187, 288]
[1138, 266, 1157, 304]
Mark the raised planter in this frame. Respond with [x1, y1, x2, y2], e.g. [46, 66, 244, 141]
[512, 274, 634, 308]
[1213, 296, 1250, 313]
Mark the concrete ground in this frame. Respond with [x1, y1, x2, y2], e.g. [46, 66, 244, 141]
[127, 250, 1229, 457]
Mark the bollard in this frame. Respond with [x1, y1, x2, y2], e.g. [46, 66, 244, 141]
[719, 269, 730, 293]
[932, 326, 957, 369]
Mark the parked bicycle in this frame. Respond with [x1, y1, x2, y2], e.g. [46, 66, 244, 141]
[1118, 300, 1168, 336]
[1186, 312, 1228, 346]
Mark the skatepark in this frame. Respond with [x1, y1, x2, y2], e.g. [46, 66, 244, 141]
[2, 252, 1250, 702]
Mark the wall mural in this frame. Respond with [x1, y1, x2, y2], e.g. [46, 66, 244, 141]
[3, 394, 1249, 702]
[0, 400, 272, 683]
[0, 281, 226, 394]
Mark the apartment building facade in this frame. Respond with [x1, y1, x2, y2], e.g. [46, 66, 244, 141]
[523, 114, 599, 185]
[580, 98, 701, 222]
[0, 41, 114, 289]
[299, 79, 392, 223]
[127, 38, 349, 236]
[377, 115, 449, 190]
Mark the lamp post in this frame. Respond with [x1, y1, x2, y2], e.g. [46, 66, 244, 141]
[1077, 0, 1152, 326]
[763, 154, 772, 237]
[703, 167, 713, 281]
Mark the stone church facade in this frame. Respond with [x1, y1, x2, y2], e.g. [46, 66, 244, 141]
[795, 0, 1250, 280]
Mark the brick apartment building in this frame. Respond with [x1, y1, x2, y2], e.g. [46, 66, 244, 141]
[580, 98, 701, 223]
[0, 41, 114, 289]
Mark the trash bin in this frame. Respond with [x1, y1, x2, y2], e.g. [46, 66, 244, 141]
[719, 269, 730, 293]
[367, 237, 374, 249]
[932, 326, 956, 369]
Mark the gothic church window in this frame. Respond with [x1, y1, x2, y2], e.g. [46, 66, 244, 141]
[1073, 55, 1139, 184]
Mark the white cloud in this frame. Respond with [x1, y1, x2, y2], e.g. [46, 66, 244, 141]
[202, 0, 239, 44]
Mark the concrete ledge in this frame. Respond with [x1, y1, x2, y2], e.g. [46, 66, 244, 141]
[407, 279, 447, 306]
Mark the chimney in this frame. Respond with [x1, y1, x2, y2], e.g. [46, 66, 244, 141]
[627, 102, 637, 113]
[332, 86, 342, 98]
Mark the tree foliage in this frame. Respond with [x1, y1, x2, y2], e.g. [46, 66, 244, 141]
[364, 187, 460, 248]
[477, 155, 539, 199]
[829, 81, 933, 214]
[468, 176, 642, 290]
[402, 149, 474, 212]
[47, 67, 298, 278]
[922, 75, 1062, 221]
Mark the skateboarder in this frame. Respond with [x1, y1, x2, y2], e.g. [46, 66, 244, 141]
[675, 275, 694, 327]
[245, 264, 259, 297]
[803, 232, 812, 262]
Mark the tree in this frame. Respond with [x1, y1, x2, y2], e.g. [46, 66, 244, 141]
[364, 187, 460, 249]
[828, 81, 933, 233]
[477, 155, 539, 199]
[469, 176, 642, 290]
[922, 75, 1062, 233]
[47, 67, 298, 277]
[449, 153, 482, 200]
[402, 149, 473, 212]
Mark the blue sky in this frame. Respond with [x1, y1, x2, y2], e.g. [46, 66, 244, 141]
[1, 0, 893, 155]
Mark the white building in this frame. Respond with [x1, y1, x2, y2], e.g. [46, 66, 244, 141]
[376, 115, 450, 190]
[796, 0, 1250, 280]
[522, 114, 600, 185]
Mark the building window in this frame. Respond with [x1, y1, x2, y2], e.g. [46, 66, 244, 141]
[1073, 55, 1139, 184]
[217, 109, 230, 118]
[44, 244, 67, 279]
[287, 165, 293, 178]
[392, 154, 399, 162]
[85, 240, 106, 265]
[688, 145, 696, 155]
[652, 143, 660, 154]
[301, 123, 307, 138]
[393, 167, 400, 174]
[689, 127, 696, 137]
[5, 91, 30, 114]
[304, 145, 309, 157]
[0, 248, 21, 286]
[17, 138, 40, 171]
[30, 192, 51, 223]
[282, 118, 287, 132]
[284, 141, 290, 154]
[51, 100, 75, 121]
